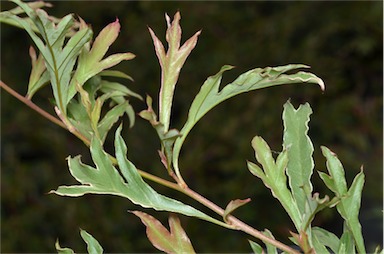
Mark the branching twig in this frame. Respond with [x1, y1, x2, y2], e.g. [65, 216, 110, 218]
[1, 79, 300, 253]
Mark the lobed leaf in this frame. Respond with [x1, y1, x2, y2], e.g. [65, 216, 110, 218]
[247, 136, 302, 229]
[312, 227, 340, 253]
[173, 64, 324, 181]
[9, 0, 93, 114]
[283, 101, 314, 215]
[149, 11, 201, 132]
[68, 19, 135, 104]
[51, 125, 224, 226]
[321, 146, 366, 254]
[133, 211, 195, 254]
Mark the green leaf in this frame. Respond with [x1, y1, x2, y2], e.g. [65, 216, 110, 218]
[99, 70, 134, 81]
[247, 136, 302, 229]
[321, 146, 366, 254]
[133, 211, 195, 254]
[338, 226, 356, 254]
[0, 1, 53, 39]
[99, 80, 142, 100]
[321, 147, 348, 195]
[50, 125, 225, 227]
[80, 229, 103, 254]
[55, 240, 75, 254]
[9, 0, 93, 114]
[27, 46, 49, 99]
[312, 227, 339, 253]
[173, 64, 324, 182]
[262, 229, 278, 254]
[248, 240, 264, 254]
[97, 101, 130, 141]
[283, 101, 314, 216]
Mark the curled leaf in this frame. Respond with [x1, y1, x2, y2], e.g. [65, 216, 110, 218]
[173, 64, 325, 183]
[223, 198, 251, 224]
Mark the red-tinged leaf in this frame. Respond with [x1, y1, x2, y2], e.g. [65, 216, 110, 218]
[223, 198, 251, 223]
[148, 27, 166, 68]
[27, 46, 48, 98]
[89, 18, 120, 64]
[132, 211, 195, 254]
[148, 11, 201, 132]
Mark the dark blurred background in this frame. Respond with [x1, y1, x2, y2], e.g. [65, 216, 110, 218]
[1, 1, 382, 253]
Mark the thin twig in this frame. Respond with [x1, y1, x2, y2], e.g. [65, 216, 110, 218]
[180, 185, 301, 254]
[1, 80, 66, 129]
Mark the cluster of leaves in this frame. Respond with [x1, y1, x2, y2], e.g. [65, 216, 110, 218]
[1, 1, 380, 253]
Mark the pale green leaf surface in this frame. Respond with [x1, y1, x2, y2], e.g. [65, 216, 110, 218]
[27, 46, 49, 98]
[338, 228, 356, 254]
[99, 70, 133, 81]
[51, 125, 220, 225]
[283, 101, 314, 215]
[263, 229, 278, 254]
[321, 146, 366, 253]
[98, 102, 129, 141]
[80, 229, 103, 254]
[248, 136, 301, 229]
[55, 240, 75, 254]
[99, 80, 142, 100]
[312, 227, 339, 253]
[27, 71, 50, 99]
[318, 171, 337, 193]
[248, 240, 264, 254]
[321, 146, 348, 195]
[173, 64, 324, 180]
[133, 211, 195, 254]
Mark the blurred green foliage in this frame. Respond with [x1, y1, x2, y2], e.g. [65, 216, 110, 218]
[1, 1, 382, 253]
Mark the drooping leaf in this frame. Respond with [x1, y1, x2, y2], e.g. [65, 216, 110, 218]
[133, 211, 195, 254]
[80, 229, 103, 254]
[283, 101, 314, 215]
[99, 70, 134, 81]
[0, 1, 52, 34]
[149, 11, 201, 132]
[320, 146, 366, 254]
[247, 136, 301, 229]
[173, 64, 325, 181]
[223, 198, 251, 223]
[50, 125, 225, 226]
